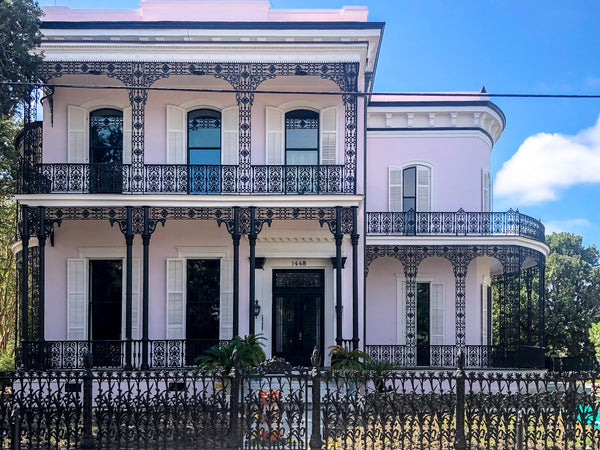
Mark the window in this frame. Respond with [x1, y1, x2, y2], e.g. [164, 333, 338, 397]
[389, 164, 432, 212]
[89, 108, 124, 193]
[285, 109, 319, 165]
[188, 109, 221, 165]
[266, 106, 338, 165]
[166, 104, 239, 167]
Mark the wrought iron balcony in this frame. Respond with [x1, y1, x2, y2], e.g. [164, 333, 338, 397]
[365, 344, 546, 369]
[366, 209, 545, 243]
[18, 162, 351, 195]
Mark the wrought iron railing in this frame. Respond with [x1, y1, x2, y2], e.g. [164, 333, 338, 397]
[18, 162, 350, 194]
[21, 339, 228, 369]
[1, 359, 599, 449]
[366, 208, 545, 242]
[365, 344, 546, 369]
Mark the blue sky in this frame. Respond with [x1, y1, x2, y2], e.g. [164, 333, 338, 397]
[38, 0, 600, 250]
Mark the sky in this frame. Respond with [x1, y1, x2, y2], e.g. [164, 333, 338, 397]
[37, 0, 600, 250]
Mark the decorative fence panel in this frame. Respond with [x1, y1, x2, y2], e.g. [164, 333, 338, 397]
[2, 359, 600, 449]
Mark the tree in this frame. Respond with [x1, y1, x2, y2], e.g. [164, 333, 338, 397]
[545, 232, 600, 358]
[0, 0, 43, 117]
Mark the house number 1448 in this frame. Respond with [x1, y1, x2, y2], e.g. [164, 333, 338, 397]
[292, 260, 307, 267]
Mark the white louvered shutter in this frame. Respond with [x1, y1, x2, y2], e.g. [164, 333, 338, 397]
[266, 107, 284, 165]
[389, 167, 403, 212]
[166, 105, 186, 164]
[67, 259, 88, 340]
[416, 166, 431, 212]
[166, 258, 185, 339]
[123, 106, 132, 165]
[320, 107, 338, 165]
[396, 278, 406, 345]
[430, 283, 444, 345]
[481, 283, 490, 345]
[131, 259, 141, 340]
[67, 106, 88, 163]
[220, 258, 234, 339]
[221, 106, 239, 165]
[482, 169, 491, 212]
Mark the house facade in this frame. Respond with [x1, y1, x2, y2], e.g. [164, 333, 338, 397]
[14, 0, 548, 370]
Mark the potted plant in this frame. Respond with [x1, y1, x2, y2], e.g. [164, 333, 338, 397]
[197, 333, 267, 370]
[328, 345, 371, 371]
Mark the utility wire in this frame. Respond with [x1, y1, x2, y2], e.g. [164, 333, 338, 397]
[3, 80, 600, 99]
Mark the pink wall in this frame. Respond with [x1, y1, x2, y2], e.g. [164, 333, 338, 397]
[42, 77, 362, 192]
[44, 218, 363, 345]
[366, 255, 490, 346]
[366, 135, 491, 212]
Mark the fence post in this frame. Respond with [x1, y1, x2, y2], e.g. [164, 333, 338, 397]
[80, 351, 95, 449]
[454, 350, 467, 450]
[309, 347, 323, 449]
[227, 348, 241, 449]
[516, 410, 524, 450]
[11, 405, 20, 450]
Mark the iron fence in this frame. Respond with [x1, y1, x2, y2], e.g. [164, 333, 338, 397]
[366, 209, 545, 242]
[3, 353, 600, 449]
[18, 162, 350, 195]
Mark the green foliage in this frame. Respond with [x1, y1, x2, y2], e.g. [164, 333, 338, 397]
[328, 345, 371, 371]
[590, 322, 600, 363]
[364, 359, 397, 374]
[196, 334, 266, 370]
[545, 232, 600, 358]
[0, 0, 43, 117]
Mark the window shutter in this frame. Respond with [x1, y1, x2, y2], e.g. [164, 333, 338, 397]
[220, 258, 234, 339]
[221, 106, 239, 165]
[389, 167, 403, 212]
[166, 258, 185, 339]
[123, 106, 132, 165]
[166, 105, 186, 164]
[396, 277, 406, 345]
[482, 169, 491, 212]
[266, 107, 284, 165]
[67, 106, 87, 163]
[430, 283, 444, 345]
[67, 259, 88, 340]
[481, 283, 490, 345]
[320, 107, 338, 165]
[416, 166, 431, 212]
[131, 259, 141, 340]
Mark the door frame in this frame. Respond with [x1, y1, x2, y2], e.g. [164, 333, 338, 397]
[271, 269, 325, 366]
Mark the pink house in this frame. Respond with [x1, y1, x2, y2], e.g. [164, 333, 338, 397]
[14, 0, 548, 370]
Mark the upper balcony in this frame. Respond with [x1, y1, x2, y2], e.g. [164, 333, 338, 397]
[366, 209, 545, 243]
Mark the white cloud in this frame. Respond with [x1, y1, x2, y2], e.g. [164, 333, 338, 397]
[495, 115, 600, 205]
[544, 218, 591, 235]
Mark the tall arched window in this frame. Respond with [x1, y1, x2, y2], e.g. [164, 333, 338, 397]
[188, 109, 221, 165]
[389, 164, 432, 212]
[187, 109, 222, 193]
[285, 109, 319, 165]
[89, 108, 123, 193]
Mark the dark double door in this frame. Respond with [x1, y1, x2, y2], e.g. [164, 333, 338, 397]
[273, 270, 324, 367]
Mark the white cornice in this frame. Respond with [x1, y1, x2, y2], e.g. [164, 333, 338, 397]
[367, 107, 504, 144]
[15, 194, 364, 208]
[366, 235, 550, 257]
[367, 129, 494, 147]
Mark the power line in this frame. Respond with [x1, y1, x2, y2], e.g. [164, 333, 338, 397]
[2, 80, 600, 99]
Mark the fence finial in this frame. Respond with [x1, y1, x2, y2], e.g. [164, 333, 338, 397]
[311, 346, 320, 368]
[456, 349, 465, 370]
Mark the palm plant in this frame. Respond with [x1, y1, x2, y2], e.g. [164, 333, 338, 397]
[197, 334, 266, 370]
[328, 345, 371, 371]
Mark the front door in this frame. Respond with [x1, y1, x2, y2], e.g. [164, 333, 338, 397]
[272, 270, 324, 366]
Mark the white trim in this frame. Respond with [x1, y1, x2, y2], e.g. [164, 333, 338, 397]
[80, 99, 130, 110]
[278, 99, 324, 112]
[179, 98, 227, 111]
[367, 129, 494, 147]
[11, 237, 39, 255]
[366, 235, 550, 257]
[17, 194, 364, 208]
[388, 161, 435, 212]
[176, 246, 230, 259]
